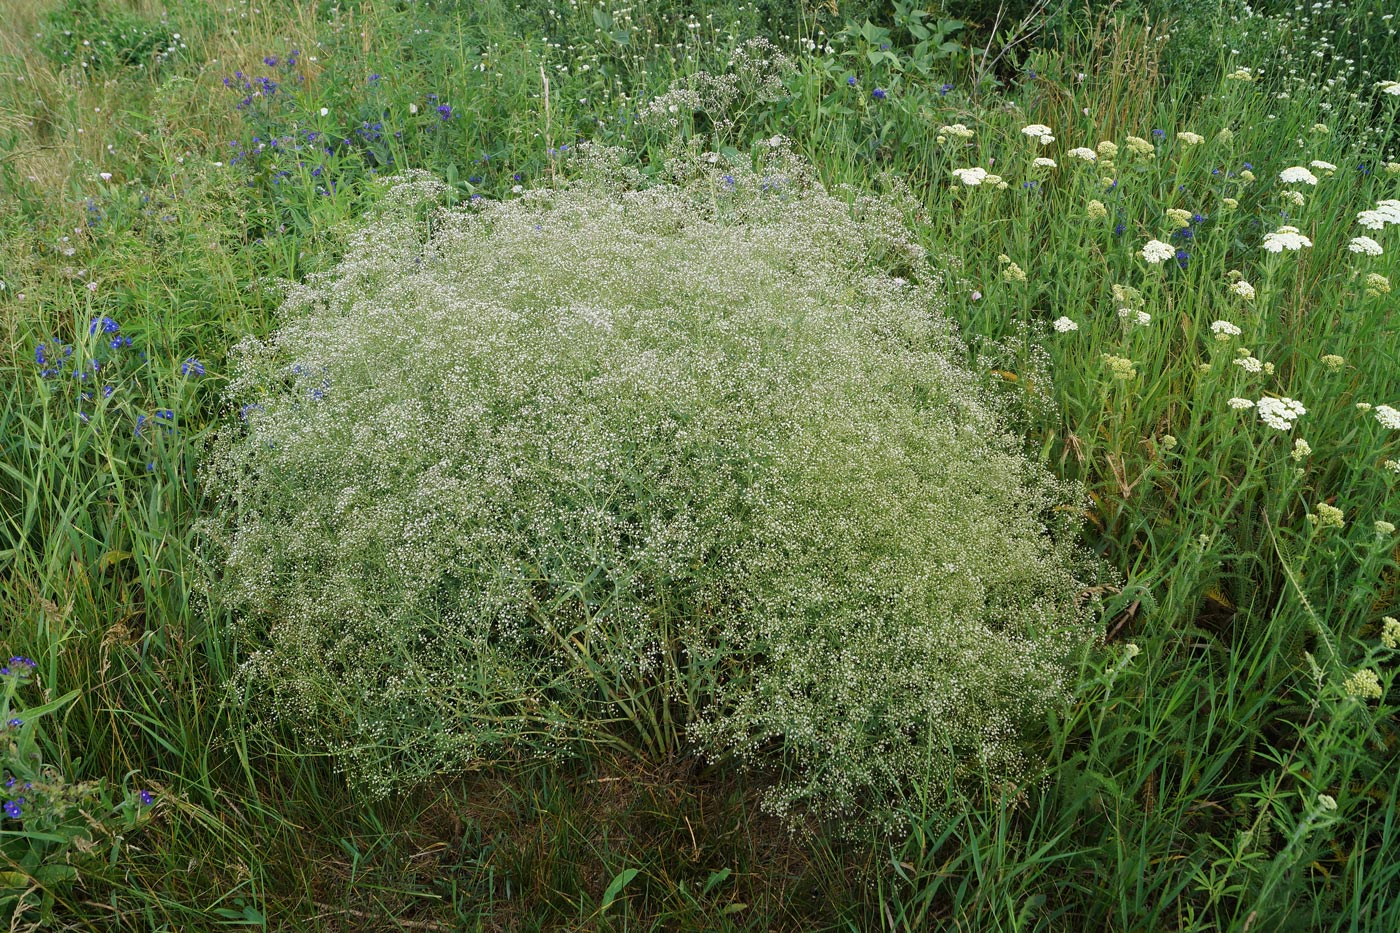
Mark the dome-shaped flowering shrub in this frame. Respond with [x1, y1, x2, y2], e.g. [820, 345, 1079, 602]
[202, 150, 1101, 822]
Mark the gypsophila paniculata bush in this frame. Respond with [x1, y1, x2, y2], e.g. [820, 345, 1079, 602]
[200, 149, 1101, 824]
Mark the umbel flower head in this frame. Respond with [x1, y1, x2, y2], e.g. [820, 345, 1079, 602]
[204, 154, 1100, 825]
[1262, 225, 1312, 253]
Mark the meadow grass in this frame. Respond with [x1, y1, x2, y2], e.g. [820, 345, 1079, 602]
[1, 0, 1398, 929]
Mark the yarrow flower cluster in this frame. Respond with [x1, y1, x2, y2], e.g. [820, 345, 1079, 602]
[1357, 199, 1400, 230]
[1374, 405, 1400, 430]
[1141, 239, 1176, 263]
[1067, 147, 1097, 162]
[1256, 396, 1307, 430]
[1052, 316, 1078, 332]
[1021, 123, 1054, 144]
[1279, 166, 1319, 185]
[1262, 225, 1312, 253]
[1211, 320, 1242, 340]
[1348, 236, 1384, 256]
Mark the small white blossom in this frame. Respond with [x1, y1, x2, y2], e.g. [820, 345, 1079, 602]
[1052, 316, 1079, 332]
[1229, 280, 1256, 300]
[1067, 147, 1097, 162]
[951, 167, 988, 186]
[1211, 320, 1242, 339]
[1228, 397, 1255, 410]
[1349, 236, 1384, 256]
[1033, 157, 1057, 168]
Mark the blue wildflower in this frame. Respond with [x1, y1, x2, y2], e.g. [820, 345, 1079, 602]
[3, 801, 20, 820]
[139, 789, 154, 806]
[182, 358, 205, 377]
[35, 344, 46, 366]
[5, 719, 19, 728]
[263, 55, 278, 67]
[847, 75, 857, 86]
[872, 88, 887, 100]
[90, 316, 120, 335]
[1175, 249, 1190, 269]
[436, 104, 454, 120]
[940, 83, 954, 95]
[1152, 128, 1165, 137]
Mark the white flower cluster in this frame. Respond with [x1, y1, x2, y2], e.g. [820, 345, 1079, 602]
[1376, 405, 1400, 430]
[1278, 166, 1319, 185]
[1141, 239, 1176, 263]
[205, 158, 1099, 821]
[1021, 123, 1054, 144]
[1067, 147, 1097, 162]
[1348, 236, 1384, 256]
[1256, 396, 1307, 430]
[1357, 199, 1400, 231]
[1211, 320, 1242, 339]
[1262, 225, 1313, 252]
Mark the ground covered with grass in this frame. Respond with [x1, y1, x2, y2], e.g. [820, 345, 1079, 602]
[2, 0, 1399, 930]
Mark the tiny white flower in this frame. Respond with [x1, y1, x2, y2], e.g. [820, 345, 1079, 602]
[99, 171, 112, 181]
[320, 107, 329, 117]
[410, 103, 419, 114]
[1211, 320, 1242, 338]
[1052, 316, 1079, 332]
[1230, 280, 1256, 300]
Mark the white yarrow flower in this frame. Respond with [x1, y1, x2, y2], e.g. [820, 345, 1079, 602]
[1141, 239, 1176, 263]
[1033, 157, 1056, 168]
[1227, 397, 1255, 410]
[1309, 159, 1337, 174]
[951, 167, 988, 186]
[1349, 236, 1384, 256]
[1052, 316, 1079, 332]
[1177, 131, 1205, 145]
[1067, 147, 1097, 162]
[1021, 123, 1054, 144]
[1230, 280, 1256, 299]
[1262, 225, 1312, 253]
[1278, 166, 1319, 185]
[1256, 396, 1306, 430]
[1376, 405, 1400, 430]
[1211, 320, 1242, 338]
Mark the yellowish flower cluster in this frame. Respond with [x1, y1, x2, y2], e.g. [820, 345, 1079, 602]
[1309, 502, 1346, 529]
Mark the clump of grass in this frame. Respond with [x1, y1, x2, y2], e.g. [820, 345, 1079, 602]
[201, 148, 1103, 824]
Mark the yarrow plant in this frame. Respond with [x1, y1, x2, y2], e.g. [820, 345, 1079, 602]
[202, 157, 1102, 825]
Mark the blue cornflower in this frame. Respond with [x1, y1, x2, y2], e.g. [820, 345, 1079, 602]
[1192, 213, 1206, 224]
[437, 104, 453, 120]
[1357, 162, 1371, 175]
[35, 344, 46, 366]
[156, 409, 174, 421]
[847, 75, 857, 86]
[468, 175, 482, 184]
[111, 336, 132, 350]
[513, 172, 523, 181]
[1113, 222, 1126, 236]
[1242, 162, 1253, 170]
[182, 358, 205, 377]
[1175, 249, 1190, 269]
[8, 658, 35, 668]
[368, 73, 381, 83]
[263, 55, 278, 66]
[134, 414, 147, 437]
[872, 88, 886, 100]
[940, 83, 954, 95]
[90, 316, 120, 335]
[0, 668, 9, 676]
[5, 719, 20, 728]
[1152, 128, 1165, 137]
[102, 385, 115, 398]
[3, 801, 20, 820]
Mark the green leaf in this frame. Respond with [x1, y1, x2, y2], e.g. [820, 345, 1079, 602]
[599, 867, 639, 912]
